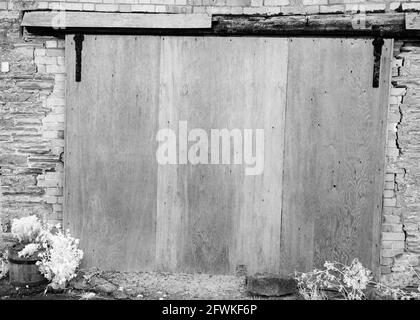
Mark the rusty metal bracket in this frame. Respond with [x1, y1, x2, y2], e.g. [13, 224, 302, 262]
[372, 37, 384, 88]
[74, 34, 84, 82]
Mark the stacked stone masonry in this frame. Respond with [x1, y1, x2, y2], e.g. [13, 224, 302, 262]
[381, 41, 420, 287]
[1, 0, 420, 287]
[0, 8, 65, 250]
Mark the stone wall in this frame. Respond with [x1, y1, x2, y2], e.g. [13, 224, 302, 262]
[1, 0, 420, 287]
[0, 8, 64, 249]
[381, 41, 420, 286]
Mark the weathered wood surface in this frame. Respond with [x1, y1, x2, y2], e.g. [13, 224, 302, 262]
[406, 13, 420, 30]
[22, 12, 211, 29]
[281, 38, 392, 277]
[371, 39, 393, 279]
[156, 37, 287, 274]
[65, 35, 161, 271]
[8, 245, 46, 286]
[212, 13, 406, 36]
[23, 12, 419, 36]
[8, 263, 46, 286]
[65, 35, 288, 273]
[65, 35, 390, 275]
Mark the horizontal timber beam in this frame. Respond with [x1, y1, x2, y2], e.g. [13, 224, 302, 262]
[22, 12, 212, 29]
[22, 11, 420, 37]
[212, 13, 409, 37]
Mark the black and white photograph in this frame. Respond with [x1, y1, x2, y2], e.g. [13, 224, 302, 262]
[1, 0, 420, 313]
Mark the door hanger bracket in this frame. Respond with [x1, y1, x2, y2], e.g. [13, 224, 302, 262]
[74, 34, 84, 82]
[372, 38, 384, 88]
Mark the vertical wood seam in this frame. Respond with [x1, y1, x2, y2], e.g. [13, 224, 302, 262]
[155, 35, 163, 271]
[63, 34, 73, 230]
[279, 37, 291, 272]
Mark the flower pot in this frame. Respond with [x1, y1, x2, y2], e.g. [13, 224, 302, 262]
[8, 244, 47, 287]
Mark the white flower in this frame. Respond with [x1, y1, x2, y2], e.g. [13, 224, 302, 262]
[11, 215, 42, 243]
[36, 224, 83, 289]
[18, 243, 40, 258]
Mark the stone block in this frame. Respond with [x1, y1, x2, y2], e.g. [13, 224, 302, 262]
[383, 190, 395, 198]
[382, 232, 405, 241]
[264, 0, 289, 6]
[131, 4, 155, 11]
[319, 4, 345, 13]
[246, 273, 296, 296]
[402, 3, 420, 11]
[383, 198, 397, 207]
[95, 4, 118, 11]
[83, 3, 95, 11]
[45, 41, 57, 49]
[303, 0, 326, 5]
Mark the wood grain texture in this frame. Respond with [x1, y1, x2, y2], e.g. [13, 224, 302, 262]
[8, 263, 46, 286]
[281, 38, 391, 275]
[64, 35, 390, 276]
[22, 12, 419, 38]
[212, 13, 406, 36]
[22, 12, 212, 29]
[156, 37, 288, 274]
[65, 35, 161, 271]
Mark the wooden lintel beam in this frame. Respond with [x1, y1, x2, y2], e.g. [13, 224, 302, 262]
[211, 13, 407, 37]
[21, 11, 212, 29]
[21, 11, 420, 37]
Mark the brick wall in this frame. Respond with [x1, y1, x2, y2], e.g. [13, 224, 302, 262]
[1, 0, 420, 15]
[1, 0, 420, 287]
[381, 41, 420, 287]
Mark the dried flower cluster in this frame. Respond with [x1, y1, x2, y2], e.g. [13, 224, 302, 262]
[295, 258, 420, 300]
[11, 215, 42, 243]
[18, 243, 41, 258]
[36, 225, 83, 289]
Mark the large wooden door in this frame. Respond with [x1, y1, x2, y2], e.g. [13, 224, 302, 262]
[65, 35, 391, 275]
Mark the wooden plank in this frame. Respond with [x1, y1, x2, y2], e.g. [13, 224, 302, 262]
[406, 13, 420, 30]
[64, 35, 161, 271]
[212, 13, 406, 36]
[281, 38, 392, 274]
[156, 36, 288, 274]
[22, 12, 212, 29]
[371, 38, 393, 279]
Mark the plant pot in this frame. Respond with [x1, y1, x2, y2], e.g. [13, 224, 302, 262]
[8, 243, 47, 287]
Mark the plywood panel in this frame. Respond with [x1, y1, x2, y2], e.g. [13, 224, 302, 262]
[156, 37, 288, 274]
[281, 38, 391, 275]
[65, 35, 161, 271]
